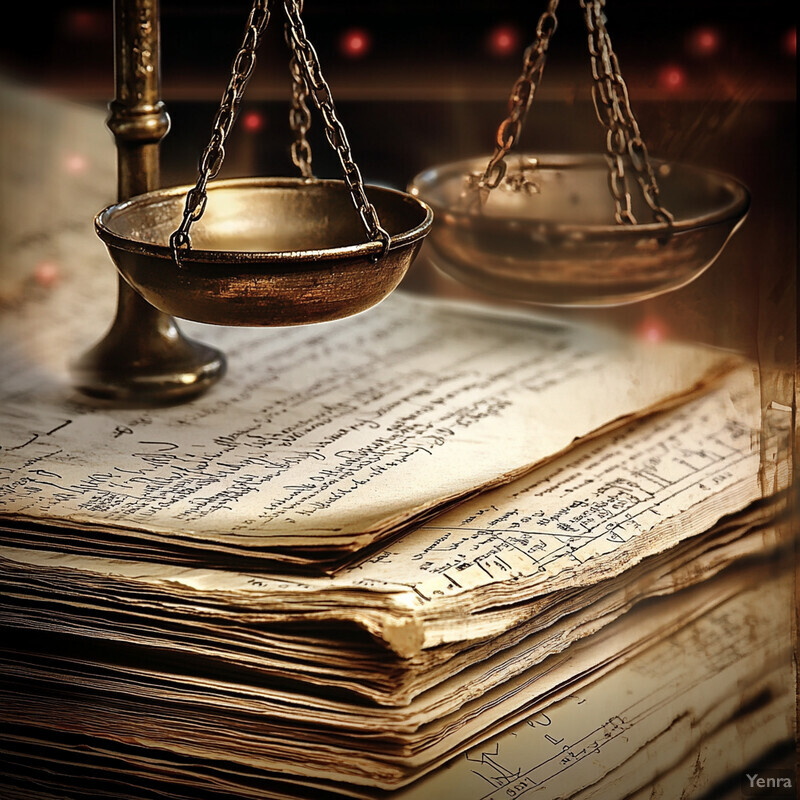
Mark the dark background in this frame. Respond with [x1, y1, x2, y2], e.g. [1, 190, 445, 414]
[0, 1, 795, 102]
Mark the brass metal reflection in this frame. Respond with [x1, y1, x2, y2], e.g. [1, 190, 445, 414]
[72, 0, 226, 404]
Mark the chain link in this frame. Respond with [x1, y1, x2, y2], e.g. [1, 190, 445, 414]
[467, 0, 672, 227]
[581, 0, 673, 224]
[170, 0, 389, 266]
[470, 0, 560, 202]
[170, 0, 272, 266]
[285, 0, 314, 177]
[283, 0, 390, 261]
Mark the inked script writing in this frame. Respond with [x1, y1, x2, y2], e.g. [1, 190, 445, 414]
[1, 293, 728, 558]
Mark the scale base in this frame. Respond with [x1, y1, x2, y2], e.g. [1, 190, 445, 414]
[71, 279, 226, 405]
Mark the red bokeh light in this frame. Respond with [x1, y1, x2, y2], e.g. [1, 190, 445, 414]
[64, 153, 88, 174]
[686, 26, 721, 57]
[487, 24, 521, 58]
[340, 28, 372, 59]
[34, 261, 60, 289]
[636, 315, 669, 344]
[242, 111, 264, 133]
[783, 27, 796, 57]
[658, 64, 687, 92]
[63, 9, 108, 40]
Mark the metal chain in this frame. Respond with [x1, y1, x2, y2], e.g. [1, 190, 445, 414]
[285, 0, 314, 177]
[170, 0, 272, 266]
[283, 0, 390, 261]
[581, 0, 673, 224]
[472, 0, 560, 200]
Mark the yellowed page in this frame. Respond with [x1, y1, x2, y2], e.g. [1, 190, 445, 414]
[391, 567, 793, 799]
[1, 364, 783, 662]
[1, 291, 738, 565]
[0, 554, 788, 790]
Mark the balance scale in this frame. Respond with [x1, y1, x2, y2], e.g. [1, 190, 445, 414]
[72, 0, 749, 405]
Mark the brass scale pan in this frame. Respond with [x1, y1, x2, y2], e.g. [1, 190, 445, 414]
[96, 177, 432, 327]
[409, 153, 750, 307]
[94, 0, 433, 329]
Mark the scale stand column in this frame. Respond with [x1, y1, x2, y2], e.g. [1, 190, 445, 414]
[71, 0, 225, 403]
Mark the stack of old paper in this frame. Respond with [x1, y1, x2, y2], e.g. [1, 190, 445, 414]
[0, 78, 795, 798]
[4, 541, 792, 800]
[0, 345, 793, 798]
